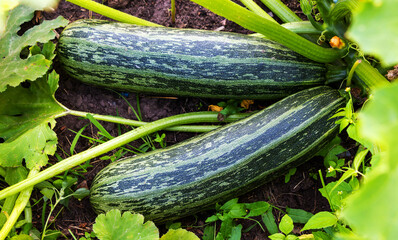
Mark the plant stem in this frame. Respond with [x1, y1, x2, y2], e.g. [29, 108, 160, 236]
[0, 195, 18, 227]
[259, 0, 302, 22]
[191, 0, 343, 63]
[354, 60, 390, 91]
[66, 0, 161, 27]
[67, 110, 250, 132]
[170, 0, 176, 24]
[346, 59, 361, 87]
[240, 0, 277, 23]
[0, 112, 249, 201]
[251, 21, 321, 37]
[0, 168, 39, 240]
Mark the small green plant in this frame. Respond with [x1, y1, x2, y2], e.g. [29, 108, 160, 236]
[203, 198, 270, 239]
[91, 209, 199, 240]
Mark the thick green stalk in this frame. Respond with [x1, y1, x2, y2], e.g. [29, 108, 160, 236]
[0, 167, 4, 177]
[279, 21, 321, 34]
[259, 0, 302, 22]
[354, 61, 390, 91]
[190, 0, 343, 63]
[0, 112, 246, 201]
[66, 0, 161, 27]
[0, 195, 18, 227]
[0, 168, 39, 240]
[240, 0, 277, 23]
[67, 110, 250, 133]
[330, 0, 360, 22]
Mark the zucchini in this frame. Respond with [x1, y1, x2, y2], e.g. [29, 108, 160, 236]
[90, 86, 344, 222]
[57, 19, 326, 99]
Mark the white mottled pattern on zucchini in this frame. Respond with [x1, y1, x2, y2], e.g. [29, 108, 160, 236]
[90, 86, 345, 222]
[58, 20, 326, 99]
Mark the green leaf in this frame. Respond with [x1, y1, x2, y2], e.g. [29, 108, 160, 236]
[40, 188, 55, 200]
[347, 0, 398, 66]
[10, 234, 33, 240]
[93, 209, 159, 240]
[205, 215, 219, 223]
[160, 228, 199, 240]
[262, 208, 278, 235]
[301, 212, 337, 231]
[312, 231, 331, 240]
[319, 181, 352, 210]
[0, 5, 68, 92]
[268, 233, 286, 240]
[219, 217, 234, 239]
[341, 84, 398, 239]
[203, 225, 215, 240]
[220, 198, 239, 211]
[279, 215, 294, 235]
[286, 208, 314, 224]
[228, 204, 247, 218]
[284, 168, 297, 183]
[0, 71, 65, 169]
[4, 166, 28, 185]
[229, 224, 242, 240]
[342, 168, 398, 239]
[245, 201, 270, 217]
[285, 235, 298, 240]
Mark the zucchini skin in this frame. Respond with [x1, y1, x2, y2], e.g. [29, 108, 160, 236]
[90, 86, 345, 223]
[57, 19, 326, 99]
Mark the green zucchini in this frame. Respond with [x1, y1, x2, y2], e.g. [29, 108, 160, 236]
[90, 86, 344, 222]
[57, 19, 326, 99]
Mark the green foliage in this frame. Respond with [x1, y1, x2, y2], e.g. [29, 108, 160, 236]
[160, 229, 199, 240]
[0, 5, 68, 92]
[284, 168, 297, 183]
[347, 0, 398, 66]
[93, 209, 159, 240]
[0, 71, 65, 169]
[217, 100, 244, 118]
[301, 212, 337, 232]
[285, 208, 313, 224]
[268, 215, 297, 240]
[341, 83, 398, 239]
[204, 198, 270, 239]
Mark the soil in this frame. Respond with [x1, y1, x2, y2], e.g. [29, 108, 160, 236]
[33, 0, 348, 239]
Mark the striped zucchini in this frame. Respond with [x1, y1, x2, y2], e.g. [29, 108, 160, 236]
[57, 19, 326, 99]
[90, 86, 345, 222]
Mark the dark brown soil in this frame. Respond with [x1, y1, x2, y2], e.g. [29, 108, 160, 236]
[37, 0, 336, 239]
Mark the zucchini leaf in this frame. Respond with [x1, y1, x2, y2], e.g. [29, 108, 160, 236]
[347, 0, 398, 66]
[0, 5, 68, 92]
[93, 209, 159, 240]
[341, 83, 398, 239]
[160, 229, 199, 240]
[0, 71, 66, 169]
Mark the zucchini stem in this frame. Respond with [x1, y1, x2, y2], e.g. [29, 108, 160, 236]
[259, 0, 302, 23]
[191, 0, 343, 63]
[0, 112, 251, 201]
[66, 0, 161, 27]
[354, 60, 390, 91]
[66, 110, 250, 132]
[240, 0, 277, 23]
[0, 168, 39, 240]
